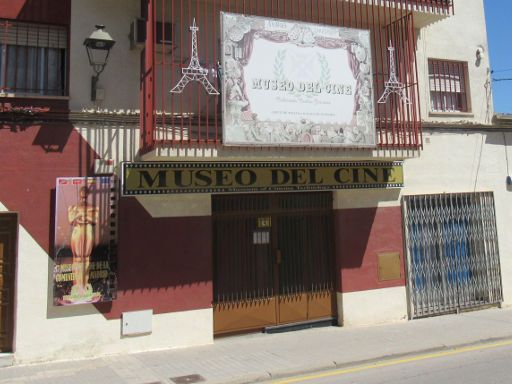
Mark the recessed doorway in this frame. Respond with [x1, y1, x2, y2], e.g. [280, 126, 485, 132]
[213, 192, 336, 335]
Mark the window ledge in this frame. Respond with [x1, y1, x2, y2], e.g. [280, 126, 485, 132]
[429, 111, 474, 118]
[0, 94, 70, 101]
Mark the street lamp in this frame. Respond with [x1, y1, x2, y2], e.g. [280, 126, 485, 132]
[83, 25, 116, 101]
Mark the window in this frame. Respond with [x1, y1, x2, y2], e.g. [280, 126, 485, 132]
[428, 59, 469, 112]
[0, 20, 67, 97]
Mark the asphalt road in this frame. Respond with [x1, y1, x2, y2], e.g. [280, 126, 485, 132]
[269, 340, 512, 384]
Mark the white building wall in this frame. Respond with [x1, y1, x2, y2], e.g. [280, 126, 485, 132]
[69, 0, 493, 126]
[416, 0, 493, 124]
[337, 130, 512, 315]
[0, 201, 213, 364]
[70, 0, 141, 111]
[74, 123, 140, 168]
[62, 0, 508, 345]
[6, 128, 511, 363]
[338, 287, 408, 327]
[405, 130, 512, 307]
[5, 0, 509, 363]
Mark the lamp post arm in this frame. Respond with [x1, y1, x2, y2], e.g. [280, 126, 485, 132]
[92, 63, 107, 76]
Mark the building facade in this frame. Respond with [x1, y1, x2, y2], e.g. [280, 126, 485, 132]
[0, 0, 509, 365]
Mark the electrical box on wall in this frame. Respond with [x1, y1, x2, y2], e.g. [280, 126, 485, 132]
[378, 252, 402, 281]
[95, 88, 105, 101]
[122, 309, 153, 336]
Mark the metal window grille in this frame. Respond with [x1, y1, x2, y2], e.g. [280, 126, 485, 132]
[212, 192, 334, 304]
[0, 20, 67, 96]
[402, 192, 503, 319]
[139, 0, 456, 151]
[428, 59, 469, 113]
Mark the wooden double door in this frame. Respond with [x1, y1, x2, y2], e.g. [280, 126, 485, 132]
[213, 192, 336, 335]
[0, 213, 17, 352]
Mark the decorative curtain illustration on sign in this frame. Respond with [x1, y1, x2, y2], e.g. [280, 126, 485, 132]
[221, 12, 376, 147]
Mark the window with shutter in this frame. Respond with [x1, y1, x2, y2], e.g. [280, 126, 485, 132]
[0, 20, 67, 97]
[428, 59, 470, 113]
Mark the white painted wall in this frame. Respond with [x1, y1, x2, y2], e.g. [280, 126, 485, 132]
[0, 201, 213, 364]
[5, 129, 512, 362]
[68, 0, 493, 126]
[70, 0, 142, 111]
[416, 0, 493, 124]
[338, 287, 408, 327]
[4, 0, 507, 363]
[406, 130, 512, 307]
[74, 123, 140, 165]
[335, 129, 512, 309]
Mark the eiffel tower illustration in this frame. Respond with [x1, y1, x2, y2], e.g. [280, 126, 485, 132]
[377, 44, 411, 104]
[170, 18, 219, 95]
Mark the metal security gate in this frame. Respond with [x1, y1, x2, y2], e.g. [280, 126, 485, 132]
[402, 192, 503, 319]
[213, 192, 336, 334]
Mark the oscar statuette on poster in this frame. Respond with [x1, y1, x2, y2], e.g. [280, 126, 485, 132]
[53, 177, 117, 306]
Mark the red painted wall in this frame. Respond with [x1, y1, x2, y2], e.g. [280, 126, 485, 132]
[0, 0, 25, 19]
[0, 121, 95, 251]
[97, 197, 213, 319]
[0, 121, 213, 318]
[335, 206, 406, 293]
[0, 0, 211, 319]
[0, 0, 71, 25]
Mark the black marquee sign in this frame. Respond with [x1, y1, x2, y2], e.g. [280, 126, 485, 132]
[122, 161, 404, 196]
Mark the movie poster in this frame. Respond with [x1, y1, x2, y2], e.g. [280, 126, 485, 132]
[53, 177, 117, 306]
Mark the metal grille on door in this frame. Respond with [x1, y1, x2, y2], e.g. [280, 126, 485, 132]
[402, 192, 502, 319]
[212, 192, 335, 334]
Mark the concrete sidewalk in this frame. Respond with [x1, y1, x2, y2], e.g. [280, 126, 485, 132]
[2, 307, 512, 384]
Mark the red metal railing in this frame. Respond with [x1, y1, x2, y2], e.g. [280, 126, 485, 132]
[140, 0, 452, 152]
[411, 0, 453, 14]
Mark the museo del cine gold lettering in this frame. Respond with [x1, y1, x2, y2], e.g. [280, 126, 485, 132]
[135, 167, 397, 190]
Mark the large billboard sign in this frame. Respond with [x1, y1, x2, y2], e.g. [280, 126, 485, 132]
[221, 12, 376, 147]
[53, 177, 117, 306]
[122, 161, 403, 195]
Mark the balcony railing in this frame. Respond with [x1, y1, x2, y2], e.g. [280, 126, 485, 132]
[140, 0, 440, 152]
[408, 0, 453, 15]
